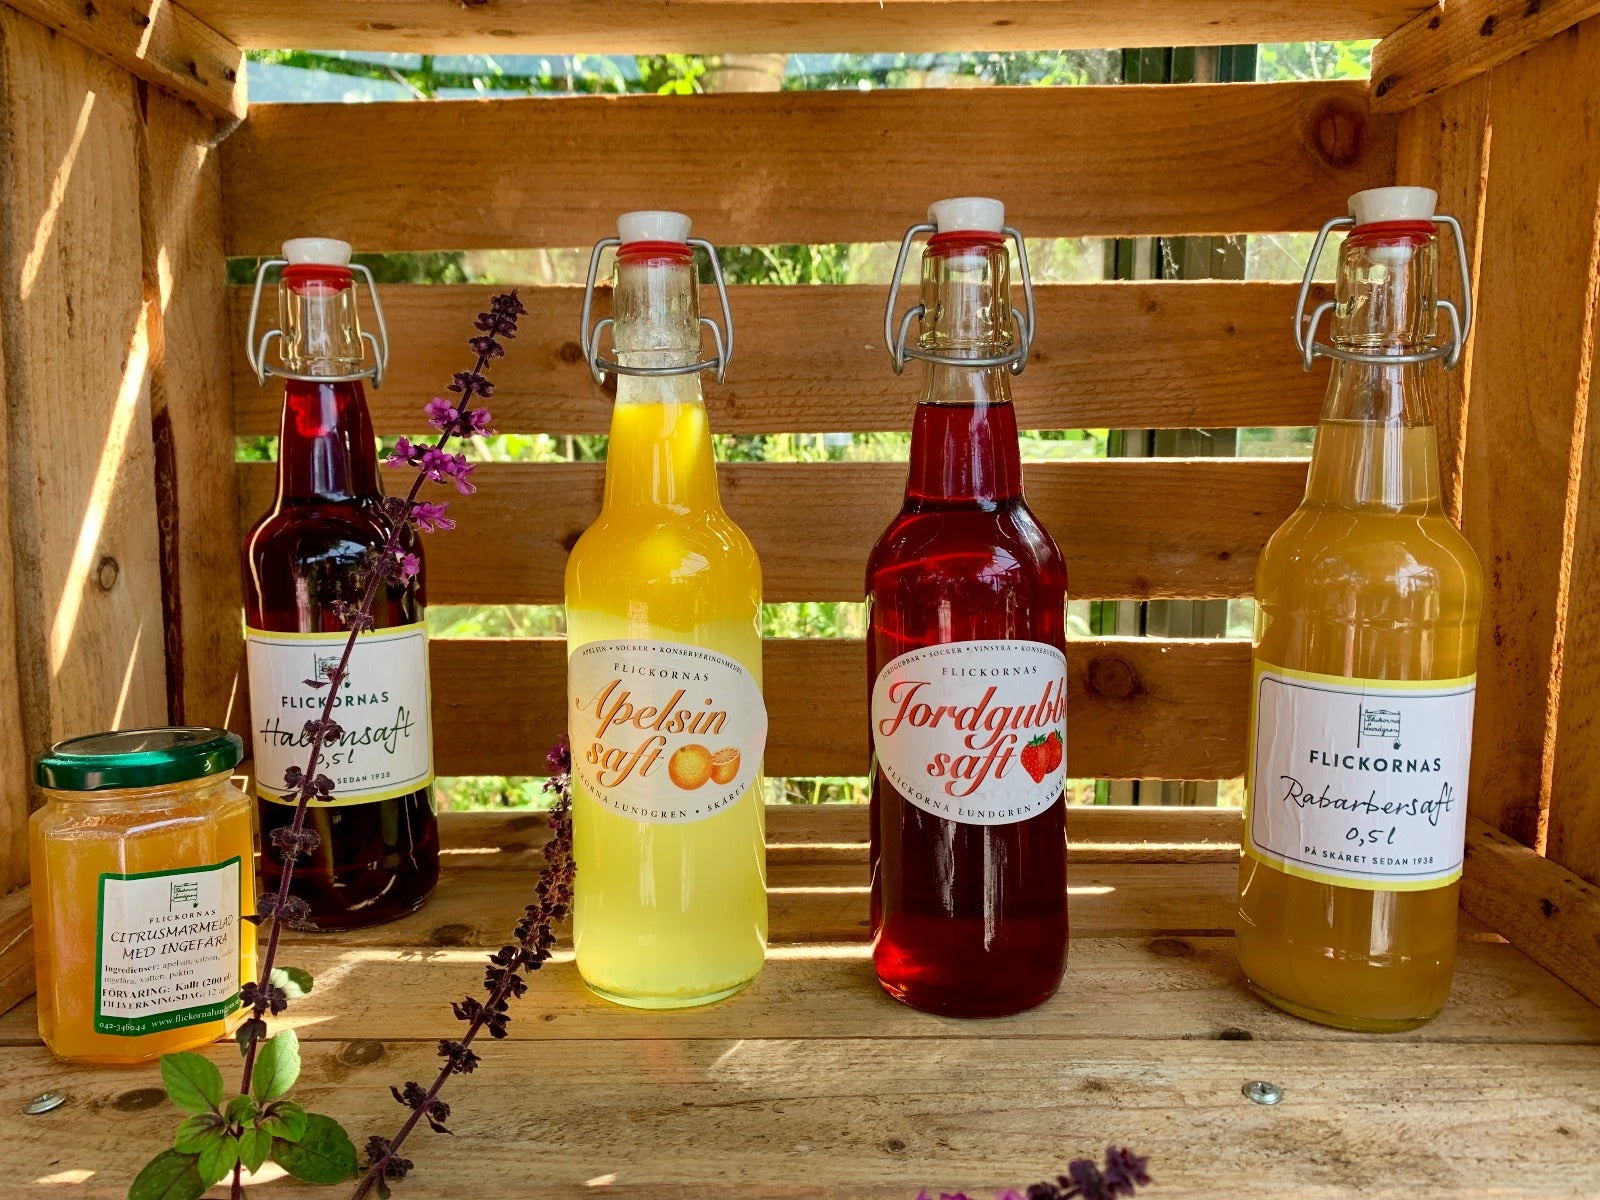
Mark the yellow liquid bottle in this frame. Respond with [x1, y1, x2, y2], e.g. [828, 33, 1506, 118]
[1237, 187, 1483, 1031]
[564, 212, 767, 1008]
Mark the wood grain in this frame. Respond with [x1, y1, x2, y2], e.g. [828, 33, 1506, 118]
[430, 636, 1251, 781]
[231, 281, 1333, 437]
[2, 0, 244, 119]
[1393, 75, 1490, 523]
[1461, 817, 1600, 1009]
[0, 886, 31, 1018]
[221, 83, 1397, 254]
[1456, 21, 1600, 847]
[182, 0, 1429, 55]
[1372, 0, 1600, 114]
[239, 458, 1307, 604]
[3, 1040, 1598, 1197]
[0, 11, 168, 756]
[0, 82, 26, 894]
[138, 89, 248, 737]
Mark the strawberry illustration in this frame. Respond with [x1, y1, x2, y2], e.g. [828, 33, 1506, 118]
[1020, 735, 1051, 784]
[1045, 729, 1064, 773]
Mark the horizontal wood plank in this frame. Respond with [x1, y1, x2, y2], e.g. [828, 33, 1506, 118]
[5, 0, 245, 120]
[1371, 0, 1600, 114]
[432, 636, 1250, 779]
[221, 84, 1396, 254]
[1461, 816, 1600, 1009]
[185, 0, 1428, 54]
[231, 282, 1332, 436]
[0, 888, 32, 1020]
[5, 1040, 1598, 1197]
[239, 458, 1307, 603]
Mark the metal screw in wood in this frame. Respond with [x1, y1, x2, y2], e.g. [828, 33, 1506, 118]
[23, 1093, 65, 1115]
[1242, 1080, 1283, 1105]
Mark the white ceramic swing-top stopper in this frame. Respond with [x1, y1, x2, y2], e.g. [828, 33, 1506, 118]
[1348, 186, 1437, 227]
[282, 237, 352, 267]
[928, 197, 1005, 234]
[617, 210, 692, 245]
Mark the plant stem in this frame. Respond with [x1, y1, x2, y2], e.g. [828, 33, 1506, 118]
[228, 349, 494, 1200]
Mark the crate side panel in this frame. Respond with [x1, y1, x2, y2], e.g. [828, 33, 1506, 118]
[231, 282, 1331, 438]
[221, 84, 1397, 254]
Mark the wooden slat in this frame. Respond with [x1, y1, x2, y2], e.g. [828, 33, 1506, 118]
[2, 0, 245, 120]
[5, 1040, 1599, 1198]
[221, 84, 1397, 255]
[0, 887, 32, 1018]
[1456, 20, 1600, 848]
[1372, 0, 1600, 115]
[430, 636, 1250, 780]
[0, 66, 26, 894]
[138, 89, 248, 736]
[239, 458, 1306, 604]
[183, 0, 1428, 55]
[231, 282, 1332, 437]
[1393, 76, 1489, 523]
[0, 12, 168, 753]
[1461, 817, 1600, 1009]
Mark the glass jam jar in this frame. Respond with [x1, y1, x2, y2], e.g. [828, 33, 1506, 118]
[29, 728, 257, 1064]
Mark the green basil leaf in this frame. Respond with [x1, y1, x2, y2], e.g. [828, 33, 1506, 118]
[196, 1133, 240, 1190]
[129, 1149, 207, 1200]
[159, 1053, 224, 1115]
[270, 1113, 357, 1184]
[225, 1094, 258, 1125]
[172, 1113, 224, 1155]
[250, 1028, 301, 1105]
[238, 1126, 272, 1175]
[270, 966, 314, 998]
[259, 1099, 308, 1142]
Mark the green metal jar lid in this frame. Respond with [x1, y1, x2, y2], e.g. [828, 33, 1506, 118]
[35, 727, 243, 792]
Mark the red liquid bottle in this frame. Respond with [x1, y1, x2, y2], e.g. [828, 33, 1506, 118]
[868, 199, 1070, 1017]
[242, 239, 438, 928]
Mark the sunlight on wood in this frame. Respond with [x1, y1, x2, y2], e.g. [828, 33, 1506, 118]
[585, 1174, 618, 1187]
[20, 91, 95, 299]
[110, 625, 143, 726]
[135, 1, 167, 59]
[34, 1169, 94, 1184]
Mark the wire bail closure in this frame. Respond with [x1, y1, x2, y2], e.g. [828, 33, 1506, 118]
[883, 222, 1036, 376]
[580, 237, 735, 387]
[244, 258, 391, 388]
[1293, 213, 1474, 373]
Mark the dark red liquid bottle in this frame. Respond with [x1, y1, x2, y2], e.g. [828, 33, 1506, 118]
[242, 240, 438, 928]
[868, 199, 1069, 1017]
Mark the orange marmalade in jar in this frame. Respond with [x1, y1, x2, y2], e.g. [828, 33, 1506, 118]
[29, 728, 256, 1064]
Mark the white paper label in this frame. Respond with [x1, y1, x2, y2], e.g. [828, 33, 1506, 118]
[96, 859, 242, 1036]
[247, 623, 434, 805]
[1247, 664, 1476, 891]
[568, 639, 768, 824]
[871, 640, 1068, 826]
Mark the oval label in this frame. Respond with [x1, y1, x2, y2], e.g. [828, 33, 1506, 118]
[871, 639, 1068, 825]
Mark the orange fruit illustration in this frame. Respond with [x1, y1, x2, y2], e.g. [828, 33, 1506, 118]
[710, 747, 740, 785]
[668, 744, 714, 790]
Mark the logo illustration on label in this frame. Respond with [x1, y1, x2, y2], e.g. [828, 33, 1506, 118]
[246, 623, 434, 806]
[871, 640, 1068, 826]
[96, 858, 242, 1036]
[568, 639, 767, 824]
[1247, 663, 1476, 891]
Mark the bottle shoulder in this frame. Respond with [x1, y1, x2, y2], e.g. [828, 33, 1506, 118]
[1257, 504, 1482, 596]
[868, 501, 1065, 578]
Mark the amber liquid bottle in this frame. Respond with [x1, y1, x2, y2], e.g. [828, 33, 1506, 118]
[1237, 187, 1482, 1031]
[243, 240, 438, 928]
[868, 199, 1069, 1018]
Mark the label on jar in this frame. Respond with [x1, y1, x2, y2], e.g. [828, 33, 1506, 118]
[871, 640, 1068, 825]
[96, 858, 242, 1036]
[1246, 662, 1476, 891]
[246, 623, 434, 806]
[568, 639, 767, 824]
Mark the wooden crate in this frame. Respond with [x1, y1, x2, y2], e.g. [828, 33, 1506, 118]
[2, 2, 1600, 1196]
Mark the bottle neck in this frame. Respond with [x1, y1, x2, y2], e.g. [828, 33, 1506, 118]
[905, 235, 1022, 506]
[276, 379, 380, 502]
[1306, 225, 1443, 512]
[602, 249, 721, 512]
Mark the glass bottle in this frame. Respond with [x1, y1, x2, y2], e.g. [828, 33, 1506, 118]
[868, 198, 1070, 1018]
[242, 238, 438, 928]
[30, 728, 256, 1064]
[565, 211, 767, 1009]
[1237, 186, 1482, 1031]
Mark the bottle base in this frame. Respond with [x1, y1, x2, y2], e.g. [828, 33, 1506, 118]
[1245, 978, 1441, 1033]
[876, 973, 1061, 1019]
[583, 974, 756, 1011]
